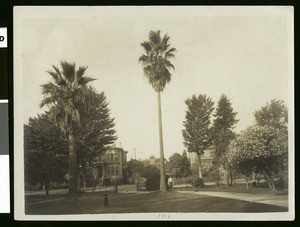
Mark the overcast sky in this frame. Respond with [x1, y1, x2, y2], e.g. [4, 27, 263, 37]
[14, 6, 293, 160]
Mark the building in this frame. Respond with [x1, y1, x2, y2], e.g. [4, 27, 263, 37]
[188, 146, 216, 171]
[93, 146, 128, 184]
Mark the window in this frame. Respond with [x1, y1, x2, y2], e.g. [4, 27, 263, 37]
[107, 166, 110, 175]
[111, 166, 115, 175]
[116, 166, 119, 175]
[115, 153, 118, 161]
[110, 153, 114, 162]
[106, 153, 110, 162]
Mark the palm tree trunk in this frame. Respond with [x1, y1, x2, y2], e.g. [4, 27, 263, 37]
[157, 91, 167, 192]
[68, 133, 78, 195]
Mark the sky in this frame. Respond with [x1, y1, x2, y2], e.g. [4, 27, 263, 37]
[14, 6, 293, 160]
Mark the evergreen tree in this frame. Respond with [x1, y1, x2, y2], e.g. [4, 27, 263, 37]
[182, 94, 214, 179]
[212, 94, 238, 186]
[212, 94, 238, 159]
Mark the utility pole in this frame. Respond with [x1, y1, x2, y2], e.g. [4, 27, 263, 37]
[133, 148, 137, 160]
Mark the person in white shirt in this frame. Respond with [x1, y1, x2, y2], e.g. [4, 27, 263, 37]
[167, 175, 174, 192]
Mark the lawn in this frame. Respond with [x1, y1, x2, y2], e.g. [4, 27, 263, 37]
[25, 187, 288, 215]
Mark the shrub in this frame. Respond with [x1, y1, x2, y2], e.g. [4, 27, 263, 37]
[186, 175, 204, 187]
[141, 166, 160, 191]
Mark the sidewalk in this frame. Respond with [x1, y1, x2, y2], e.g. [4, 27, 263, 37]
[176, 190, 289, 208]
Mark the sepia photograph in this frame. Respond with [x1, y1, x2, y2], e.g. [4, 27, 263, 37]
[13, 6, 294, 220]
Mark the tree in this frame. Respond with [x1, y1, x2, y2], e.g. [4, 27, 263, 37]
[212, 94, 238, 186]
[138, 30, 176, 192]
[227, 125, 288, 191]
[40, 61, 95, 195]
[127, 159, 145, 181]
[254, 99, 288, 187]
[168, 151, 192, 178]
[24, 113, 68, 195]
[254, 99, 288, 129]
[182, 94, 214, 179]
[76, 87, 117, 178]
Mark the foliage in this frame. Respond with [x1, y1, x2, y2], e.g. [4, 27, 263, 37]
[182, 94, 214, 155]
[141, 165, 160, 191]
[226, 125, 288, 190]
[138, 30, 176, 93]
[182, 94, 214, 178]
[208, 165, 222, 189]
[212, 94, 238, 160]
[254, 99, 288, 129]
[127, 159, 145, 179]
[168, 151, 192, 178]
[40, 61, 95, 136]
[186, 175, 204, 188]
[77, 87, 117, 171]
[24, 114, 68, 195]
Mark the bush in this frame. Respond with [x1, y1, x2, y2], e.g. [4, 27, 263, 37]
[186, 175, 204, 187]
[141, 166, 160, 191]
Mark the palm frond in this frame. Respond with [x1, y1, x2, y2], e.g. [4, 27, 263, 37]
[60, 61, 76, 82]
[164, 60, 175, 70]
[76, 66, 88, 78]
[161, 34, 171, 51]
[140, 41, 152, 53]
[46, 70, 60, 83]
[139, 30, 176, 92]
[138, 54, 150, 65]
[149, 30, 161, 45]
[51, 65, 62, 79]
[77, 76, 96, 85]
[165, 47, 177, 58]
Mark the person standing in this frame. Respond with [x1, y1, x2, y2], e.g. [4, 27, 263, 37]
[167, 175, 174, 192]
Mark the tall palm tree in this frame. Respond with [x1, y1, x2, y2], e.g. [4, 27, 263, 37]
[40, 61, 95, 195]
[139, 30, 176, 192]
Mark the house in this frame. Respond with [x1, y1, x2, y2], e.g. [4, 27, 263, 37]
[93, 146, 128, 184]
[188, 146, 216, 171]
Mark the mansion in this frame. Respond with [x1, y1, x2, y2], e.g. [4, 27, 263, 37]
[93, 146, 128, 184]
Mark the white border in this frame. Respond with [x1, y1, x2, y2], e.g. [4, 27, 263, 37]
[13, 6, 295, 221]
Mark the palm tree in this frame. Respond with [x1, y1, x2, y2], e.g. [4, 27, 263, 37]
[40, 61, 95, 195]
[139, 30, 176, 192]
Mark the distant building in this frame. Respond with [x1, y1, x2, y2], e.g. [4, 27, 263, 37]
[144, 155, 164, 169]
[93, 146, 128, 184]
[188, 146, 216, 171]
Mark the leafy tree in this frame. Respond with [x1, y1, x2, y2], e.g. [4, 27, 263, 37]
[182, 94, 214, 179]
[254, 99, 288, 187]
[40, 61, 95, 195]
[127, 159, 145, 181]
[227, 125, 288, 191]
[212, 94, 238, 186]
[168, 151, 192, 178]
[139, 30, 176, 192]
[254, 99, 288, 129]
[24, 113, 68, 195]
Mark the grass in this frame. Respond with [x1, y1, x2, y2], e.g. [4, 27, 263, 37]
[193, 181, 288, 195]
[25, 183, 288, 215]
